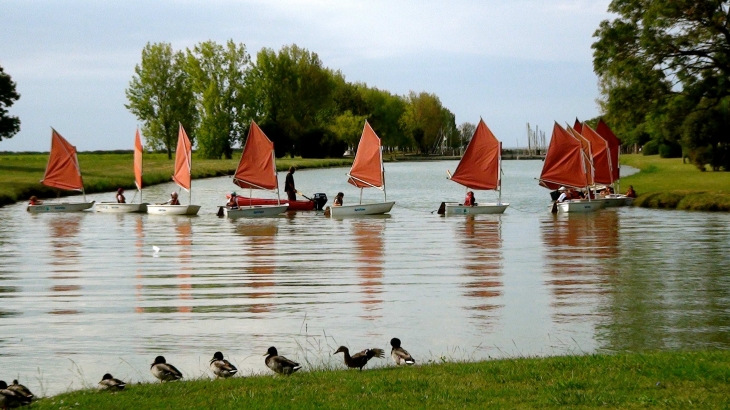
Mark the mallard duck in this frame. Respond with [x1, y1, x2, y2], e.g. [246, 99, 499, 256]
[210, 351, 238, 378]
[264, 347, 301, 375]
[334, 346, 385, 370]
[390, 338, 415, 365]
[150, 356, 183, 382]
[98, 373, 126, 391]
[8, 379, 34, 401]
[0, 380, 31, 409]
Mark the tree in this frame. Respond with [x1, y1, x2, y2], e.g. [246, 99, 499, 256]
[593, 1, 730, 170]
[400, 91, 453, 153]
[458, 122, 476, 150]
[126, 42, 197, 159]
[328, 110, 368, 149]
[0, 65, 20, 141]
[358, 85, 408, 150]
[186, 40, 252, 159]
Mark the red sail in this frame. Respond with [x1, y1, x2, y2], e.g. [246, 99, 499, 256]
[134, 129, 143, 191]
[348, 121, 384, 189]
[233, 121, 278, 191]
[539, 123, 588, 190]
[580, 124, 613, 185]
[450, 118, 500, 190]
[41, 129, 84, 191]
[596, 119, 621, 182]
[573, 118, 583, 134]
[172, 124, 192, 192]
[567, 127, 595, 187]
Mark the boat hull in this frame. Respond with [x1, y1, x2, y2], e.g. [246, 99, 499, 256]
[94, 202, 147, 213]
[233, 196, 315, 211]
[224, 205, 289, 219]
[27, 201, 95, 213]
[329, 201, 395, 217]
[599, 194, 633, 208]
[146, 204, 201, 215]
[445, 202, 509, 215]
[557, 200, 603, 213]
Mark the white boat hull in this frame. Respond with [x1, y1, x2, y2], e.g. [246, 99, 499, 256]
[94, 202, 147, 213]
[146, 204, 201, 215]
[224, 205, 288, 219]
[445, 202, 509, 215]
[557, 200, 603, 213]
[329, 201, 395, 217]
[27, 201, 95, 213]
[599, 194, 633, 208]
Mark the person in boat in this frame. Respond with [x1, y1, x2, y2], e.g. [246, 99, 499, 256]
[333, 192, 344, 206]
[626, 185, 637, 198]
[116, 188, 126, 203]
[557, 187, 569, 203]
[29, 196, 43, 206]
[464, 191, 476, 206]
[285, 166, 296, 202]
[162, 192, 180, 206]
[226, 191, 239, 209]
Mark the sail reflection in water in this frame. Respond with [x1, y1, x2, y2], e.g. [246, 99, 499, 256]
[176, 220, 193, 313]
[236, 221, 278, 315]
[48, 214, 84, 315]
[458, 216, 504, 327]
[352, 218, 386, 320]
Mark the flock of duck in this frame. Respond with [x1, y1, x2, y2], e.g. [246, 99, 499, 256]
[0, 338, 414, 408]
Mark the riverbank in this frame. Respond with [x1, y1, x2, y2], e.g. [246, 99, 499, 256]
[0, 152, 352, 208]
[620, 154, 730, 211]
[27, 351, 730, 409]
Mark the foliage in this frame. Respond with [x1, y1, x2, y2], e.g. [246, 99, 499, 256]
[358, 85, 409, 149]
[0, 64, 21, 141]
[658, 142, 682, 159]
[458, 122, 476, 148]
[400, 91, 455, 153]
[642, 140, 659, 156]
[328, 110, 368, 149]
[126, 43, 198, 159]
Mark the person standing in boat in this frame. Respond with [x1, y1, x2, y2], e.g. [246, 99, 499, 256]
[464, 191, 476, 206]
[116, 188, 126, 203]
[285, 166, 296, 202]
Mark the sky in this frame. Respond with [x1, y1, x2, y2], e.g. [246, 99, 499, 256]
[0, 0, 613, 152]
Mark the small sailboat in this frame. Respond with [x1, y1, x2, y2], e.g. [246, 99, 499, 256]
[595, 119, 632, 206]
[95, 129, 147, 213]
[442, 118, 508, 215]
[329, 121, 395, 217]
[539, 123, 602, 213]
[27, 129, 95, 213]
[224, 121, 288, 218]
[146, 124, 201, 215]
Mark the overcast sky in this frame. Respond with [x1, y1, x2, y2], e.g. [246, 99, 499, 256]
[1, 0, 613, 152]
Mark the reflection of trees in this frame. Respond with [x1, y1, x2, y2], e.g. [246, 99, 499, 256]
[458, 216, 503, 327]
[47, 214, 84, 315]
[236, 222, 278, 314]
[352, 219, 386, 320]
[134, 217, 145, 314]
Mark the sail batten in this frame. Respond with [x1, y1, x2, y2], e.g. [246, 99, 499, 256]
[348, 121, 383, 189]
[233, 121, 278, 191]
[450, 119, 500, 190]
[40, 129, 84, 191]
[172, 124, 192, 192]
[539, 123, 589, 190]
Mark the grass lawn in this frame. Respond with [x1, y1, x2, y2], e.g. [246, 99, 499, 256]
[621, 154, 730, 211]
[28, 351, 730, 409]
[0, 152, 352, 207]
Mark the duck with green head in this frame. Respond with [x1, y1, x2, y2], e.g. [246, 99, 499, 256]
[390, 338, 415, 365]
[1, 380, 32, 409]
[210, 351, 238, 378]
[150, 356, 183, 382]
[264, 347, 301, 375]
[99, 373, 126, 391]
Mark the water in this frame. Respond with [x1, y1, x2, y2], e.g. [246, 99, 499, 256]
[1, 160, 729, 395]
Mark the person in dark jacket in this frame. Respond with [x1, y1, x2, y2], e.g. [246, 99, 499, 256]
[285, 166, 296, 201]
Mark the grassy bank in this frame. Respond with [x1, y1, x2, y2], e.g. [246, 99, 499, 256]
[29, 351, 730, 409]
[0, 152, 352, 207]
[621, 154, 730, 211]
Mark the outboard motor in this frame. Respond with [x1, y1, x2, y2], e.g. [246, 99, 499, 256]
[313, 193, 328, 210]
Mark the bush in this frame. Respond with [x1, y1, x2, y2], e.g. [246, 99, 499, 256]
[658, 143, 682, 158]
[642, 140, 659, 155]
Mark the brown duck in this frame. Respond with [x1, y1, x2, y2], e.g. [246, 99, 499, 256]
[334, 346, 385, 370]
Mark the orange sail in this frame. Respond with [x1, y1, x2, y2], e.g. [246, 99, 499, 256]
[233, 121, 278, 191]
[579, 124, 613, 185]
[573, 118, 583, 134]
[134, 129, 143, 191]
[567, 126, 595, 187]
[348, 121, 384, 189]
[172, 124, 192, 192]
[596, 119, 621, 182]
[41, 129, 84, 191]
[539, 123, 589, 190]
[450, 119, 500, 190]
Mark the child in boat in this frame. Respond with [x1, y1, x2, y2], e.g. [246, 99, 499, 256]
[29, 196, 43, 206]
[626, 185, 637, 198]
[116, 188, 126, 203]
[162, 192, 180, 205]
[333, 192, 344, 206]
[464, 191, 476, 206]
[226, 192, 239, 209]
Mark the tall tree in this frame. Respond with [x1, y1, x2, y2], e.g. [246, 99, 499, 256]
[0, 65, 21, 141]
[126, 42, 197, 159]
[186, 40, 252, 159]
[359, 85, 408, 150]
[400, 91, 453, 153]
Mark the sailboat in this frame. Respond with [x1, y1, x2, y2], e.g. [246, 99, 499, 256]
[538, 123, 602, 213]
[330, 121, 395, 217]
[442, 118, 508, 215]
[224, 121, 288, 218]
[595, 119, 632, 206]
[27, 129, 95, 213]
[576, 119, 631, 207]
[146, 124, 201, 215]
[95, 129, 147, 213]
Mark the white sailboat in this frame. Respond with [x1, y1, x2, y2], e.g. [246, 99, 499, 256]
[95, 129, 147, 213]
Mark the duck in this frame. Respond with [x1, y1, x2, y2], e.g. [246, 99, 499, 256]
[7, 379, 34, 401]
[1, 380, 31, 409]
[334, 346, 385, 370]
[264, 346, 301, 375]
[98, 373, 126, 391]
[210, 351, 238, 378]
[150, 356, 183, 382]
[390, 338, 416, 365]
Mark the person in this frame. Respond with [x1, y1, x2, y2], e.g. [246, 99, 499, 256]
[626, 185, 637, 198]
[557, 189, 568, 203]
[226, 191, 239, 209]
[29, 196, 43, 206]
[165, 192, 180, 205]
[285, 166, 296, 202]
[464, 191, 476, 206]
[333, 192, 344, 206]
[116, 188, 126, 203]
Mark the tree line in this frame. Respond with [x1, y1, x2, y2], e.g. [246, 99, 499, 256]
[126, 41, 472, 160]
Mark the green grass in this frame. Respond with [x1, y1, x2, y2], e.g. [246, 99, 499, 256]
[621, 154, 730, 211]
[30, 351, 730, 409]
[0, 152, 352, 207]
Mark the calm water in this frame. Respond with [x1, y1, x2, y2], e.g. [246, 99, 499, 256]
[1, 160, 729, 395]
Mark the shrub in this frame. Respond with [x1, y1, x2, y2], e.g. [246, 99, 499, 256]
[642, 140, 659, 155]
[658, 143, 682, 158]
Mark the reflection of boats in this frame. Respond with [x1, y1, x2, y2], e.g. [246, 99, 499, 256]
[229, 196, 315, 211]
[225, 122, 288, 219]
[539, 123, 602, 213]
[458, 216, 503, 323]
[330, 122, 394, 217]
[147, 124, 201, 216]
[28, 129, 95, 213]
[443, 119, 508, 215]
[95, 129, 147, 213]
[352, 219, 386, 319]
